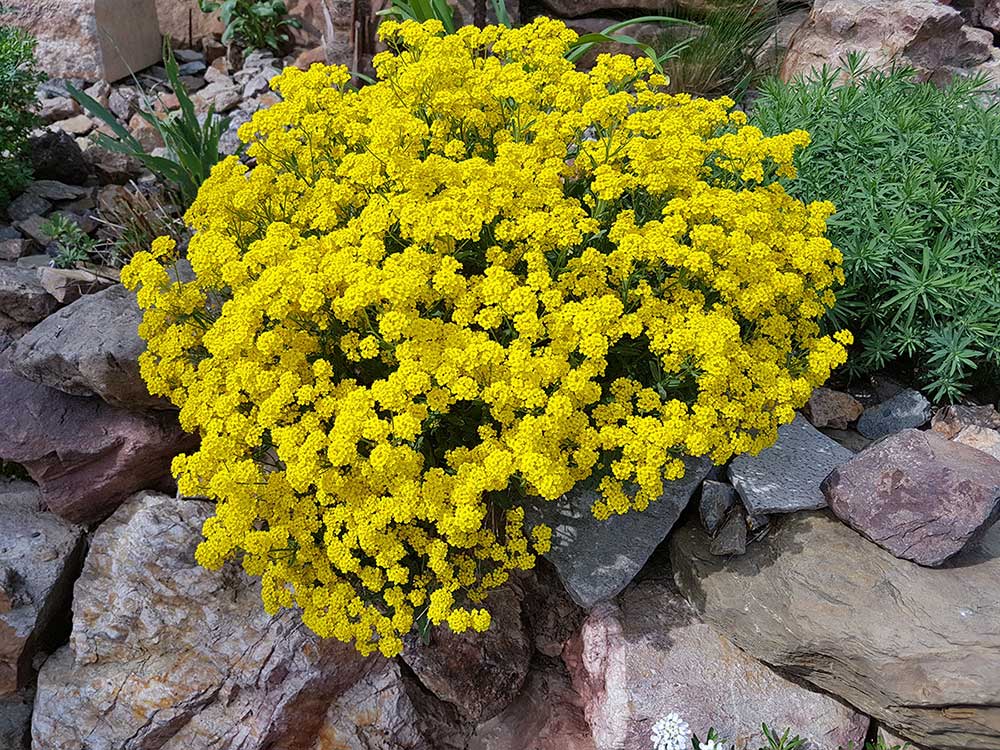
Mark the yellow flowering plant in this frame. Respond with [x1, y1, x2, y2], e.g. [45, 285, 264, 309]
[122, 17, 849, 657]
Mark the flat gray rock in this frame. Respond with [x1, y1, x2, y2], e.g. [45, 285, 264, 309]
[671, 512, 1000, 750]
[528, 456, 711, 609]
[728, 414, 853, 516]
[0, 263, 60, 325]
[710, 510, 747, 557]
[6, 284, 167, 410]
[857, 388, 932, 439]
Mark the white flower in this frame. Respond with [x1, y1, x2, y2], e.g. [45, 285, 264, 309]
[651, 712, 691, 750]
[700, 741, 726, 750]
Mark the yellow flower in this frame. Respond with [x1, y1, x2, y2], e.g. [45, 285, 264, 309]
[124, 17, 847, 658]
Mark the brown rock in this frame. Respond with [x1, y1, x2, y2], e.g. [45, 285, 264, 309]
[670, 513, 1000, 750]
[31, 492, 374, 749]
[564, 571, 869, 750]
[403, 586, 532, 723]
[294, 45, 328, 70]
[128, 112, 164, 152]
[36, 96, 80, 124]
[0, 481, 84, 696]
[470, 658, 595, 750]
[781, 0, 994, 83]
[515, 561, 586, 659]
[0, 371, 197, 524]
[313, 659, 468, 750]
[1, 0, 162, 82]
[805, 386, 864, 429]
[822, 428, 1000, 566]
[931, 403, 1000, 439]
[973, 0, 1000, 33]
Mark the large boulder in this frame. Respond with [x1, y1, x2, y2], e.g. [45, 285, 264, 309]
[563, 569, 869, 750]
[822, 429, 1000, 566]
[781, 0, 994, 82]
[0, 481, 84, 696]
[470, 658, 596, 750]
[728, 414, 853, 516]
[6, 284, 168, 410]
[312, 659, 468, 750]
[671, 513, 1000, 749]
[0, 371, 196, 524]
[31, 492, 374, 750]
[403, 586, 532, 723]
[527, 456, 711, 609]
[1, 0, 161, 82]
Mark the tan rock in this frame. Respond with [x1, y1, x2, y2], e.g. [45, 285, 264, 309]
[954, 425, 1000, 462]
[1, 0, 162, 82]
[50, 114, 94, 136]
[154, 0, 224, 44]
[931, 403, 1000, 439]
[32, 492, 374, 749]
[781, 0, 994, 82]
[671, 513, 1000, 749]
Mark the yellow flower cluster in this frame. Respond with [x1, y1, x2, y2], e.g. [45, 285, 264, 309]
[123, 17, 849, 657]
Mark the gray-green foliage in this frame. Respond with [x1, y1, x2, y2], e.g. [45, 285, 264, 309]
[0, 9, 43, 207]
[751, 54, 1000, 401]
[694, 724, 910, 750]
[41, 214, 97, 269]
[197, 0, 301, 53]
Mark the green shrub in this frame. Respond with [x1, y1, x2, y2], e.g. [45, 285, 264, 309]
[197, 0, 301, 53]
[752, 55, 1000, 401]
[0, 11, 43, 208]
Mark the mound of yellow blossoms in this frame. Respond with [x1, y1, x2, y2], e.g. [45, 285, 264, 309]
[122, 17, 850, 656]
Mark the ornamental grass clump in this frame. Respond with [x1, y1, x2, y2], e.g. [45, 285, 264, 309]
[123, 17, 848, 657]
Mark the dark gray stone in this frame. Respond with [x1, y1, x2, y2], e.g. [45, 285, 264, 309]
[728, 414, 853, 516]
[26, 131, 90, 186]
[528, 456, 711, 608]
[710, 510, 747, 556]
[857, 388, 932, 439]
[0, 689, 31, 750]
[699, 479, 736, 534]
[823, 428, 1000, 566]
[5, 194, 50, 223]
[0, 240, 30, 263]
[24, 181, 88, 203]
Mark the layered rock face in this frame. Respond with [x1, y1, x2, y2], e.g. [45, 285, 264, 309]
[2, 0, 162, 82]
[31, 492, 375, 750]
[672, 513, 1000, 749]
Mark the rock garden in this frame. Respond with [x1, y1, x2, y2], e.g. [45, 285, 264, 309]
[1, 1, 1000, 749]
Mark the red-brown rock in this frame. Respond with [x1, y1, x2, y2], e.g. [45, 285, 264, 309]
[823, 428, 1000, 566]
[0, 371, 196, 524]
[931, 403, 1000, 439]
[403, 586, 532, 723]
[805, 386, 864, 430]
